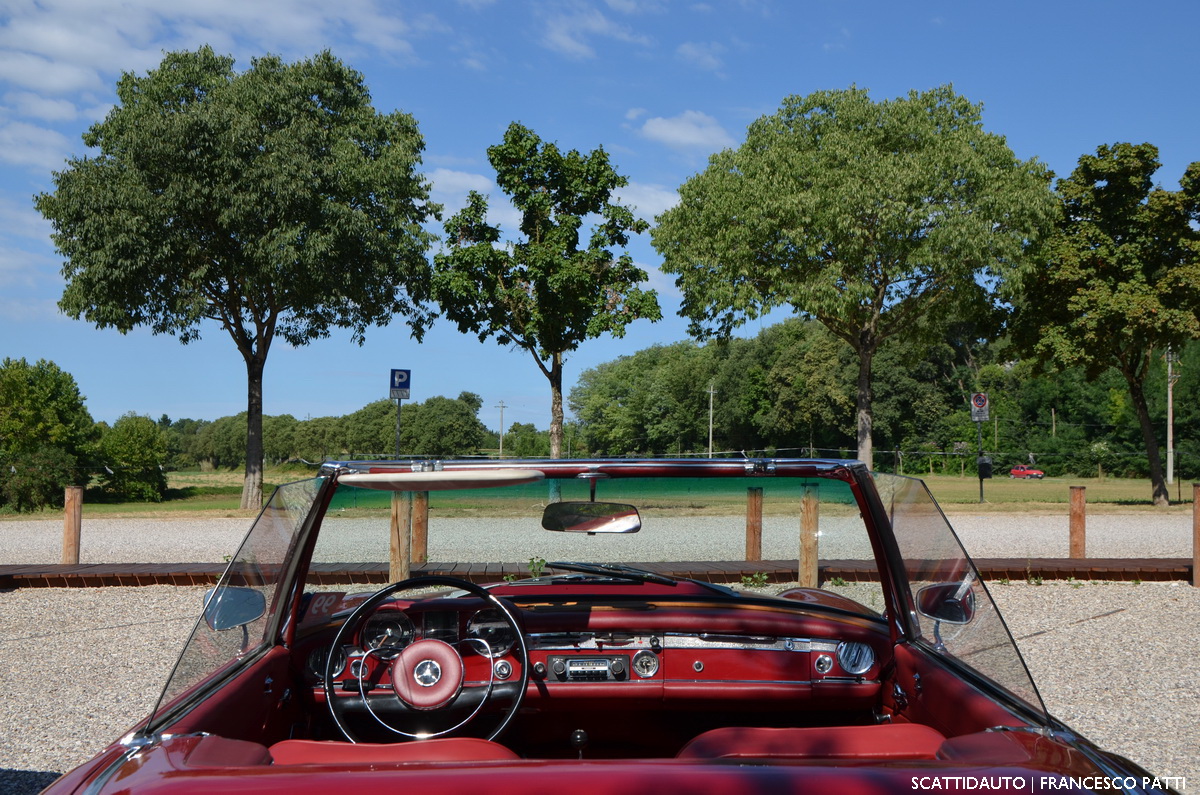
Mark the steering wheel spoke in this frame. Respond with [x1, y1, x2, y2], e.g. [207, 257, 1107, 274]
[323, 576, 528, 743]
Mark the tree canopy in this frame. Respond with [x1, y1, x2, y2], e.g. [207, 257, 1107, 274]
[652, 85, 1057, 468]
[99, 413, 169, 502]
[0, 358, 95, 511]
[431, 122, 661, 457]
[1012, 143, 1200, 505]
[35, 46, 439, 508]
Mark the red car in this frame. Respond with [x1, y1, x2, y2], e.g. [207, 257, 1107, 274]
[43, 458, 1165, 794]
[1009, 464, 1045, 479]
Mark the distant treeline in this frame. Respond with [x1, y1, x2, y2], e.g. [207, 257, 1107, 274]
[165, 317, 1196, 479]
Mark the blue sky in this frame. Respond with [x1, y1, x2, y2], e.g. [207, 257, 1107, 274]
[2, 0, 1197, 435]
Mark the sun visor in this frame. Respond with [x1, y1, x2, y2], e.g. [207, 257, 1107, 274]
[338, 469, 545, 492]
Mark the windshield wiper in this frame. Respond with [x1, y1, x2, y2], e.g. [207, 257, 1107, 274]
[547, 561, 678, 587]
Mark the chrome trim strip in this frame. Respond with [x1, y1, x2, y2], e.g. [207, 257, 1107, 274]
[665, 634, 812, 652]
[83, 746, 144, 795]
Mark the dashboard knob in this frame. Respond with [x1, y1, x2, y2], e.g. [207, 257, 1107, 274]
[551, 660, 567, 677]
[610, 658, 626, 676]
[533, 662, 546, 678]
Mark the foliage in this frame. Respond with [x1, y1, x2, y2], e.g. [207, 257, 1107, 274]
[99, 413, 169, 502]
[404, 394, 489, 457]
[432, 122, 661, 457]
[653, 85, 1057, 468]
[503, 423, 552, 458]
[1012, 143, 1200, 505]
[0, 445, 79, 513]
[740, 572, 769, 588]
[0, 358, 95, 511]
[35, 47, 438, 509]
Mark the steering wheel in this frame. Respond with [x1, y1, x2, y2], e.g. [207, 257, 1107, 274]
[323, 575, 528, 742]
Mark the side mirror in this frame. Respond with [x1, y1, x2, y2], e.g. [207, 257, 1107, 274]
[915, 583, 976, 625]
[204, 586, 267, 631]
[542, 501, 641, 534]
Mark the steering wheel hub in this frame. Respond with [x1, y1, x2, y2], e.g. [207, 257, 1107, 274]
[392, 640, 463, 710]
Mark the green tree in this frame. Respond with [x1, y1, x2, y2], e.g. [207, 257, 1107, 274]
[35, 47, 438, 510]
[405, 395, 488, 457]
[653, 86, 1057, 468]
[0, 358, 96, 511]
[99, 413, 169, 501]
[1012, 143, 1200, 505]
[432, 122, 661, 458]
[503, 423, 551, 458]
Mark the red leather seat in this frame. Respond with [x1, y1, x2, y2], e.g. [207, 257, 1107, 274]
[269, 737, 520, 765]
[676, 723, 947, 760]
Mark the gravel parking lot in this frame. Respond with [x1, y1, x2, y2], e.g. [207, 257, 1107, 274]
[1, 512, 1197, 792]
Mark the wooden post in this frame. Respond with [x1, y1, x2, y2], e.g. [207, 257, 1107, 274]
[799, 485, 819, 588]
[389, 492, 412, 582]
[62, 486, 83, 565]
[412, 491, 429, 565]
[1069, 486, 1086, 559]
[1192, 484, 1199, 588]
[745, 487, 763, 562]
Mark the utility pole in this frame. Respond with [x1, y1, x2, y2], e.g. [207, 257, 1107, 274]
[707, 382, 716, 458]
[1167, 349, 1180, 484]
[496, 400, 507, 458]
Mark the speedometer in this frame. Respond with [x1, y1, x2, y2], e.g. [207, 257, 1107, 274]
[465, 608, 515, 658]
[362, 611, 414, 652]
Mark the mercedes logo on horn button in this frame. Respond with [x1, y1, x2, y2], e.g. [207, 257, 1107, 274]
[413, 659, 442, 687]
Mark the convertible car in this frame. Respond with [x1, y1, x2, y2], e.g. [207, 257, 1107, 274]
[44, 458, 1165, 794]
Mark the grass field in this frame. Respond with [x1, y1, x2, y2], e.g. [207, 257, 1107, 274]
[1, 467, 1193, 520]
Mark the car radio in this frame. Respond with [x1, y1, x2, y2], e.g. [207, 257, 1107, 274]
[546, 654, 630, 681]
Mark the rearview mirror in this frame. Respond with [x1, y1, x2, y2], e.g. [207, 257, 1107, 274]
[204, 586, 267, 631]
[915, 582, 975, 625]
[542, 501, 641, 534]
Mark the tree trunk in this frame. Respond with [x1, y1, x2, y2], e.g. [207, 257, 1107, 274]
[241, 353, 266, 510]
[549, 352, 564, 459]
[1123, 366, 1170, 507]
[854, 340, 876, 470]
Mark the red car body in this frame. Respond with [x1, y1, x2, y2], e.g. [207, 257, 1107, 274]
[1009, 465, 1045, 479]
[42, 458, 1164, 794]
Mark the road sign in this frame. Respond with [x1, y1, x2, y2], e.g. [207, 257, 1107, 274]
[389, 369, 411, 400]
[970, 392, 989, 422]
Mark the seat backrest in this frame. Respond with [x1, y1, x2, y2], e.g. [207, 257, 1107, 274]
[269, 737, 520, 765]
[676, 723, 947, 760]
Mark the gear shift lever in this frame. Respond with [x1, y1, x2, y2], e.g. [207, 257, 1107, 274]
[570, 729, 589, 759]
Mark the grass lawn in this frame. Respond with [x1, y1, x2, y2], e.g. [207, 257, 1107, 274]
[1, 467, 1193, 520]
[921, 474, 1193, 513]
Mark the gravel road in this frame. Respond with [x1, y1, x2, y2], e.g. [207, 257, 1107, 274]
[1, 510, 1195, 563]
[1, 512, 1197, 792]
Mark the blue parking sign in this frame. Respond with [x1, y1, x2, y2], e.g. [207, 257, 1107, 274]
[389, 369, 411, 400]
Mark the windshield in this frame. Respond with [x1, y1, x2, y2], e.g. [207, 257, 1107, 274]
[147, 476, 324, 731]
[303, 471, 887, 616]
[875, 472, 1046, 717]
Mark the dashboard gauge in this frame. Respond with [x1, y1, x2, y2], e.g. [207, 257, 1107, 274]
[362, 611, 415, 652]
[465, 608, 515, 658]
[632, 650, 659, 678]
[308, 646, 347, 679]
[836, 641, 875, 676]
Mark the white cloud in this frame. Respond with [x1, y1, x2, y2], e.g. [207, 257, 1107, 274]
[625, 107, 647, 121]
[0, 121, 73, 170]
[640, 110, 735, 150]
[676, 41, 725, 72]
[542, 6, 651, 59]
[4, 91, 78, 122]
[0, 296, 64, 322]
[640, 262, 681, 300]
[428, 167, 495, 214]
[614, 181, 679, 222]
[0, 51, 104, 94]
[0, 198, 53, 240]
